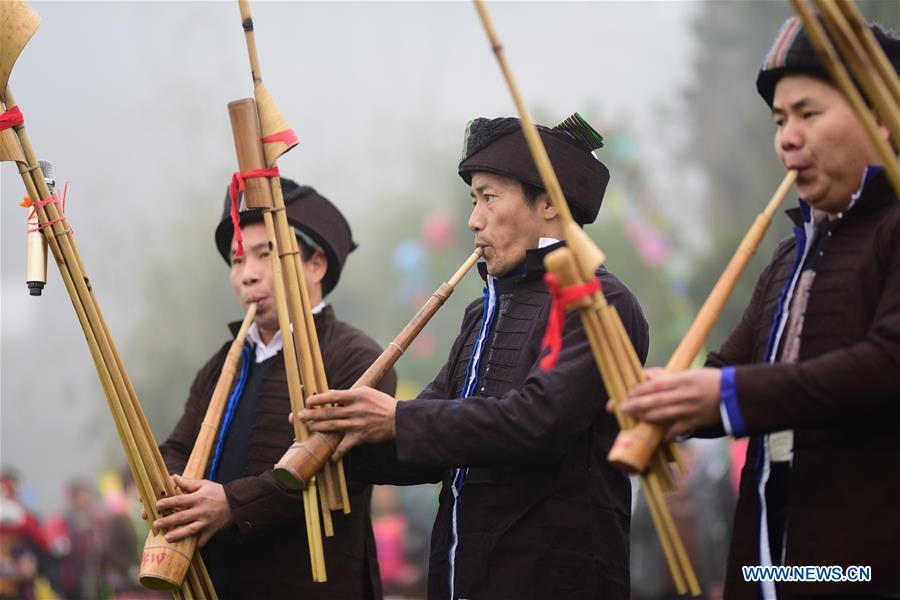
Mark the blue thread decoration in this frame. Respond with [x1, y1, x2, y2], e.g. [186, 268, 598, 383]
[207, 345, 252, 481]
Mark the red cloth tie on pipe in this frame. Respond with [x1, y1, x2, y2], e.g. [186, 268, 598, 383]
[228, 167, 279, 257]
[23, 182, 70, 233]
[261, 128, 298, 147]
[0, 106, 24, 131]
[540, 273, 601, 371]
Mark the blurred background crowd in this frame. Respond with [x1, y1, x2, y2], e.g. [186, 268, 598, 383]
[2, 1, 897, 599]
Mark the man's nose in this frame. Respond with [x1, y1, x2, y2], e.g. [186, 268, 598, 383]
[241, 256, 262, 285]
[778, 119, 804, 152]
[468, 204, 484, 233]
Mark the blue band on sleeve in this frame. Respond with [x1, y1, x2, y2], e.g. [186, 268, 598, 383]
[720, 366, 747, 438]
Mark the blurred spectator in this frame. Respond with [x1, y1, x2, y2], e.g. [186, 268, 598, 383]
[100, 468, 144, 598]
[372, 486, 422, 598]
[630, 440, 736, 600]
[0, 468, 58, 599]
[46, 479, 107, 599]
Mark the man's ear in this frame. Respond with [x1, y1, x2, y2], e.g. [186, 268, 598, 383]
[872, 109, 896, 152]
[541, 193, 558, 221]
[307, 249, 328, 285]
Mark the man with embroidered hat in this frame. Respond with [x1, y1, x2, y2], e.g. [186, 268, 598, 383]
[620, 16, 900, 600]
[298, 114, 649, 599]
[155, 178, 396, 599]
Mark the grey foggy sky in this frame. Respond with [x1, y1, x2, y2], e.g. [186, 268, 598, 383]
[1, 1, 699, 513]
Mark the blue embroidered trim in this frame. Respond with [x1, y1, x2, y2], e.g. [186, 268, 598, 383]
[720, 367, 746, 437]
[207, 344, 252, 481]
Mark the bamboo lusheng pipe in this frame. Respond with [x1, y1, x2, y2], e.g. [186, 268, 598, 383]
[813, 0, 900, 151]
[2, 87, 216, 599]
[545, 248, 698, 595]
[232, 0, 338, 570]
[608, 170, 798, 473]
[790, 0, 900, 197]
[227, 97, 327, 581]
[274, 248, 484, 488]
[139, 304, 256, 590]
[2, 3, 216, 595]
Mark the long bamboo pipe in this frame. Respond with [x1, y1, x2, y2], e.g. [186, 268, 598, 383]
[2, 3, 217, 596]
[139, 305, 256, 591]
[274, 248, 484, 488]
[236, 0, 349, 521]
[227, 96, 327, 580]
[4, 89, 216, 599]
[608, 171, 797, 473]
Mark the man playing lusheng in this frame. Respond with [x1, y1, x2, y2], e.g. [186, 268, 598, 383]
[299, 115, 649, 599]
[155, 180, 396, 599]
[620, 18, 900, 600]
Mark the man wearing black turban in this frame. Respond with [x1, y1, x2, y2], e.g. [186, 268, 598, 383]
[301, 114, 649, 599]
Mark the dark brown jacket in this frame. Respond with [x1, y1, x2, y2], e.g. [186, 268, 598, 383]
[353, 244, 649, 600]
[161, 305, 397, 599]
[705, 170, 900, 598]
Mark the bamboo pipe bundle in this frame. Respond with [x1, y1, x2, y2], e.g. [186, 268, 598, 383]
[1, 5, 216, 596]
[470, 0, 699, 594]
[1, 86, 216, 600]
[275, 248, 484, 488]
[608, 171, 798, 473]
[227, 97, 327, 581]
[791, 0, 900, 196]
[545, 248, 700, 596]
[139, 304, 256, 588]
[233, 0, 345, 577]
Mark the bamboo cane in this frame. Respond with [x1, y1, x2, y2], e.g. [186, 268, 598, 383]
[608, 170, 797, 473]
[790, 0, 900, 196]
[274, 248, 484, 488]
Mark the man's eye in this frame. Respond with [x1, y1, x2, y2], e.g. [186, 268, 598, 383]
[260, 251, 270, 259]
[802, 111, 818, 120]
[773, 117, 785, 127]
[231, 258, 243, 266]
